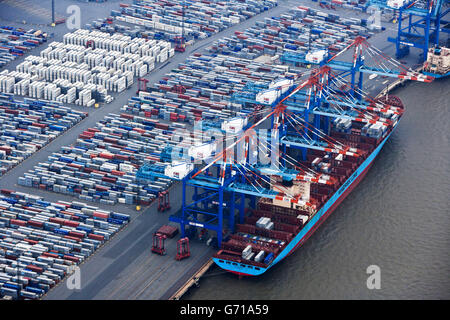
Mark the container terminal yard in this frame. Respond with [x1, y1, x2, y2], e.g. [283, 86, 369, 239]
[0, 0, 448, 301]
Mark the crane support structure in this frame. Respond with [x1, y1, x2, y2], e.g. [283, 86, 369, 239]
[367, 0, 450, 61]
[136, 38, 432, 248]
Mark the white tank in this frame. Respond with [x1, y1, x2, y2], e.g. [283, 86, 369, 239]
[269, 78, 293, 94]
[221, 117, 248, 134]
[188, 142, 216, 160]
[164, 161, 194, 180]
[305, 49, 327, 64]
[387, 0, 405, 9]
[256, 88, 280, 104]
[119, 163, 135, 173]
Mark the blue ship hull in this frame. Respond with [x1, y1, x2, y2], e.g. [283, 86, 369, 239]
[213, 122, 400, 276]
[423, 71, 450, 79]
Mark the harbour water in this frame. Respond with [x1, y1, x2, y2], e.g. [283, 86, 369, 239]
[185, 78, 450, 300]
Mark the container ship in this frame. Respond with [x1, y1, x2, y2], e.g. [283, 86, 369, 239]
[213, 92, 405, 276]
[423, 46, 450, 79]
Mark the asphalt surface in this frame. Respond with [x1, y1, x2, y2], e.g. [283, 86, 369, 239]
[0, 0, 441, 300]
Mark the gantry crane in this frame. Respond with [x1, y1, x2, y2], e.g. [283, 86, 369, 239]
[136, 37, 432, 247]
[281, 36, 434, 96]
[366, 0, 450, 61]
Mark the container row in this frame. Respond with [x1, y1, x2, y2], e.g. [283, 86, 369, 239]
[0, 26, 48, 69]
[0, 189, 129, 300]
[0, 29, 173, 106]
[105, 0, 278, 43]
[18, 112, 191, 205]
[0, 94, 87, 177]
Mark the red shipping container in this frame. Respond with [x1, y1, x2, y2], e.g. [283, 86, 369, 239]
[88, 234, 104, 241]
[68, 231, 85, 239]
[27, 220, 43, 228]
[111, 170, 125, 176]
[155, 123, 169, 130]
[102, 176, 117, 183]
[133, 128, 145, 134]
[32, 122, 47, 128]
[63, 220, 80, 228]
[104, 137, 118, 144]
[114, 154, 129, 161]
[64, 235, 81, 242]
[0, 188, 13, 195]
[93, 212, 109, 219]
[63, 255, 80, 263]
[120, 113, 134, 120]
[67, 163, 82, 170]
[60, 210, 74, 216]
[99, 152, 114, 160]
[83, 167, 94, 173]
[82, 130, 95, 137]
[10, 219, 26, 227]
[42, 252, 59, 258]
[24, 239, 39, 245]
[49, 217, 64, 224]
[26, 264, 43, 274]
[5, 109, 19, 115]
[95, 185, 109, 192]
[0, 146, 12, 155]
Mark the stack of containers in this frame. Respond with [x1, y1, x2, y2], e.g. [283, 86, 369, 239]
[0, 94, 88, 177]
[110, 0, 278, 43]
[0, 189, 129, 300]
[19, 112, 184, 206]
[208, 5, 378, 60]
[16, 4, 377, 209]
[122, 51, 293, 124]
[0, 27, 48, 69]
[0, 30, 172, 106]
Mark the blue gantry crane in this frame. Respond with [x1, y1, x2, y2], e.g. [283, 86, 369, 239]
[281, 36, 434, 94]
[137, 38, 431, 248]
[165, 65, 400, 247]
[367, 0, 450, 61]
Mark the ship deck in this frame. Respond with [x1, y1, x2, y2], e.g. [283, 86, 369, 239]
[214, 107, 404, 271]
